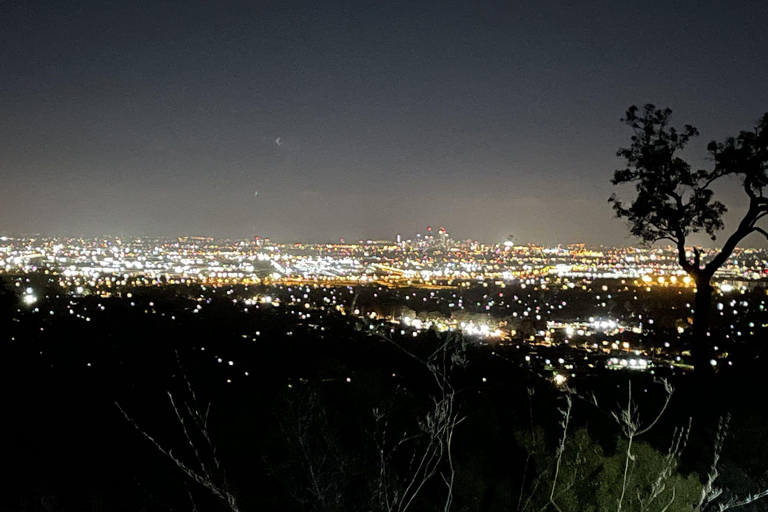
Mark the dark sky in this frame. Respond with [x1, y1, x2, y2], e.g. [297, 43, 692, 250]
[2, 0, 767, 244]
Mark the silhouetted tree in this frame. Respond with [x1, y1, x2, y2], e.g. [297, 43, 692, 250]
[610, 104, 768, 372]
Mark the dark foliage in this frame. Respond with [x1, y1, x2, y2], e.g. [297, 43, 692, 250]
[610, 105, 768, 372]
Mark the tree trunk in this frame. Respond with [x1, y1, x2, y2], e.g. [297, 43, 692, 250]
[691, 278, 715, 375]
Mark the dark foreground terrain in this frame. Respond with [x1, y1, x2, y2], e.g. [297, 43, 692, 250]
[1, 278, 768, 512]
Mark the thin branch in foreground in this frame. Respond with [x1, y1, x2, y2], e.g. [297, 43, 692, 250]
[115, 356, 242, 512]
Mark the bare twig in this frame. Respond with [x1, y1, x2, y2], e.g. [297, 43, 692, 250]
[116, 351, 241, 512]
[373, 332, 467, 512]
[547, 395, 572, 512]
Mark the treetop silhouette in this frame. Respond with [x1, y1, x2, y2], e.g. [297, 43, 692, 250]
[610, 104, 768, 372]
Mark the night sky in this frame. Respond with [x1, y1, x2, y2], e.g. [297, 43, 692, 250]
[2, 0, 767, 245]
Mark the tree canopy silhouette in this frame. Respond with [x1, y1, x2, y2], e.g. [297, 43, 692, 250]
[610, 104, 768, 372]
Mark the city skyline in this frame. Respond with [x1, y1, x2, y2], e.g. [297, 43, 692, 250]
[5, 4, 768, 506]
